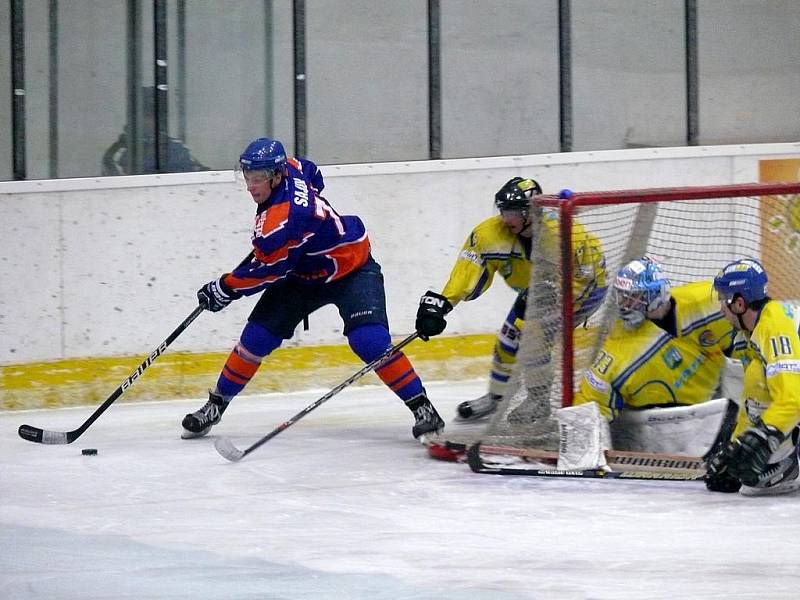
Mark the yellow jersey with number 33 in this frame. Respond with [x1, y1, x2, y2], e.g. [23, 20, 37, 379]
[574, 281, 736, 421]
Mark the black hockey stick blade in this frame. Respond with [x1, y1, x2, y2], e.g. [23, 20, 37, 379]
[18, 424, 72, 444]
[466, 443, 706, 481]
[215, 332, 421, 462]
[18, 252, 256, 446]
[18, 305, 206, 445]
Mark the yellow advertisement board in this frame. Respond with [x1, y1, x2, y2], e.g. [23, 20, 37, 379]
[759, 159, 800, 300]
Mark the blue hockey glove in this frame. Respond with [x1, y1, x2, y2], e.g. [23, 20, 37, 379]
[198, 276, 240, 312]
[415, 291, 453, 340]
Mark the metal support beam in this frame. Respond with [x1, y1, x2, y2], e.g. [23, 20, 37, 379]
[558, 0, 572, 153]
[685, 0, 699, 146]
[11, 0, 26, 180]
[428, 0, 441, 160]
[48, 0, 59, 178]
[293, 0, 306, 157]
[153, 0, 168, 172]
[176, 0, 187, 142]
[126, 0, 143, 173]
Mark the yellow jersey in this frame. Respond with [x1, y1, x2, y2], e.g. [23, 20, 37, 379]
[732, 300, 800, 436]
[441, 212, 607, 320]
[574, 281, 736, 421]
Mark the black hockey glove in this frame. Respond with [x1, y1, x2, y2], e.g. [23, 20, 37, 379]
[705, 448, 741, 493]
[726, 422, 785, 487]
[198, 276, 241, 312]
[415, 291, 453, 341]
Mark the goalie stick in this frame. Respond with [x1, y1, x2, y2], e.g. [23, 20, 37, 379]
[466, 443, 707, 481]
[18, 252, 256, 445]
[215, 332, 421, 462]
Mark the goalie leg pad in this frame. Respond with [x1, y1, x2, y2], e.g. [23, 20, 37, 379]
[609, 397, 733, 456]
[555, 402, 611, 470]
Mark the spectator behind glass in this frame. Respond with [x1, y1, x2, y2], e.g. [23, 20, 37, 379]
[102, 87, 208, 176]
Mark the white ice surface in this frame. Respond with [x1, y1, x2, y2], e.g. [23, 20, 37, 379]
[2, 379, 799, 600]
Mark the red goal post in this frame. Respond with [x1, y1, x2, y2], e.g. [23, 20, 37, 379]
[544, 181, 800, 409]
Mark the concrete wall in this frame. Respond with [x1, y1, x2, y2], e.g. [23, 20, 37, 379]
[2, 142, 799, 365]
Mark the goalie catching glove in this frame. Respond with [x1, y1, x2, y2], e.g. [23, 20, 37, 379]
[415, 291, 453, 340]
[198, 276, 241, 312]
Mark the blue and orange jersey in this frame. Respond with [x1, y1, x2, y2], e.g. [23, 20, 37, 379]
[223, 157, 371, 295]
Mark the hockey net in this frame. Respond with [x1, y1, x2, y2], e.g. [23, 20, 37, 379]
[431, 181, 800, 456]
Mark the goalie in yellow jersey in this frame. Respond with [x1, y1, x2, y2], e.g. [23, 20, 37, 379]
[574, 257, 736, 424]
[415, 177, 607, 421]
[705, 259, 800, 496]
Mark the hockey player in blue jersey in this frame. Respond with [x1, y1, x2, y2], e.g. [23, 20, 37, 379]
[182, 138, 444, 441]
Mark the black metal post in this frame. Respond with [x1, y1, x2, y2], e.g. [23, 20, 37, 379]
[428, 0, 441, 160]
[48, 0, 59, 178]
[11, 0, 26, 180]
[293, 0, 306, 157]
[558, 0, 573, 153]
[263, 0, 273, 136]
[685, 0, 699, 146]
[176, 0, 187, 142]
[153, 0, 168, 173]
[126, 0, 143, 174]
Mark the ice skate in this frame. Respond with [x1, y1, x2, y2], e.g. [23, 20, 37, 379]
[407, 394, 445, 439]
[181, 391, 228, 439]
[456, 392, 501, 421]
[740, 445, 800, 497]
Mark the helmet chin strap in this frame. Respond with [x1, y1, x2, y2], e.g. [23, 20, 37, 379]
[729, 300, 749, 331]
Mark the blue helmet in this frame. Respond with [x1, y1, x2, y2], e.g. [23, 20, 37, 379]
[713, 259, 768, 305]
[613, 257, 671, 329]
[239, 138, 287, 172]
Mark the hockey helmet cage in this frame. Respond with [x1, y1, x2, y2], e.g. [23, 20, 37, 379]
[613, 257, 671, 328]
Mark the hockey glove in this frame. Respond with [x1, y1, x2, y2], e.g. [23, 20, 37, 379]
[415, 291, 453, 341]
[726, 422, 785, 487]
[198, 276, 241, 312]
[705, 448, 741, 493]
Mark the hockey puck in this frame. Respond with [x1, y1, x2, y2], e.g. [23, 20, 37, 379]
[81, 448, 98, 456]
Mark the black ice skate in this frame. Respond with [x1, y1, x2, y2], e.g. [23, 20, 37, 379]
[740, 443, 800, 497]
[181, 391, 228, 439]
[456, 392, 502, 421]
[406, 393, 445, 440]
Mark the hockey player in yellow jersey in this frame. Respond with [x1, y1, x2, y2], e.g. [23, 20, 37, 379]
[706, 259, 800, 496]
[415, 178, 607, 420]
[574, 257, 736, 422]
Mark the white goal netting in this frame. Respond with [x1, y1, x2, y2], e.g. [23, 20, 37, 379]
[436, 182, 800, 452]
